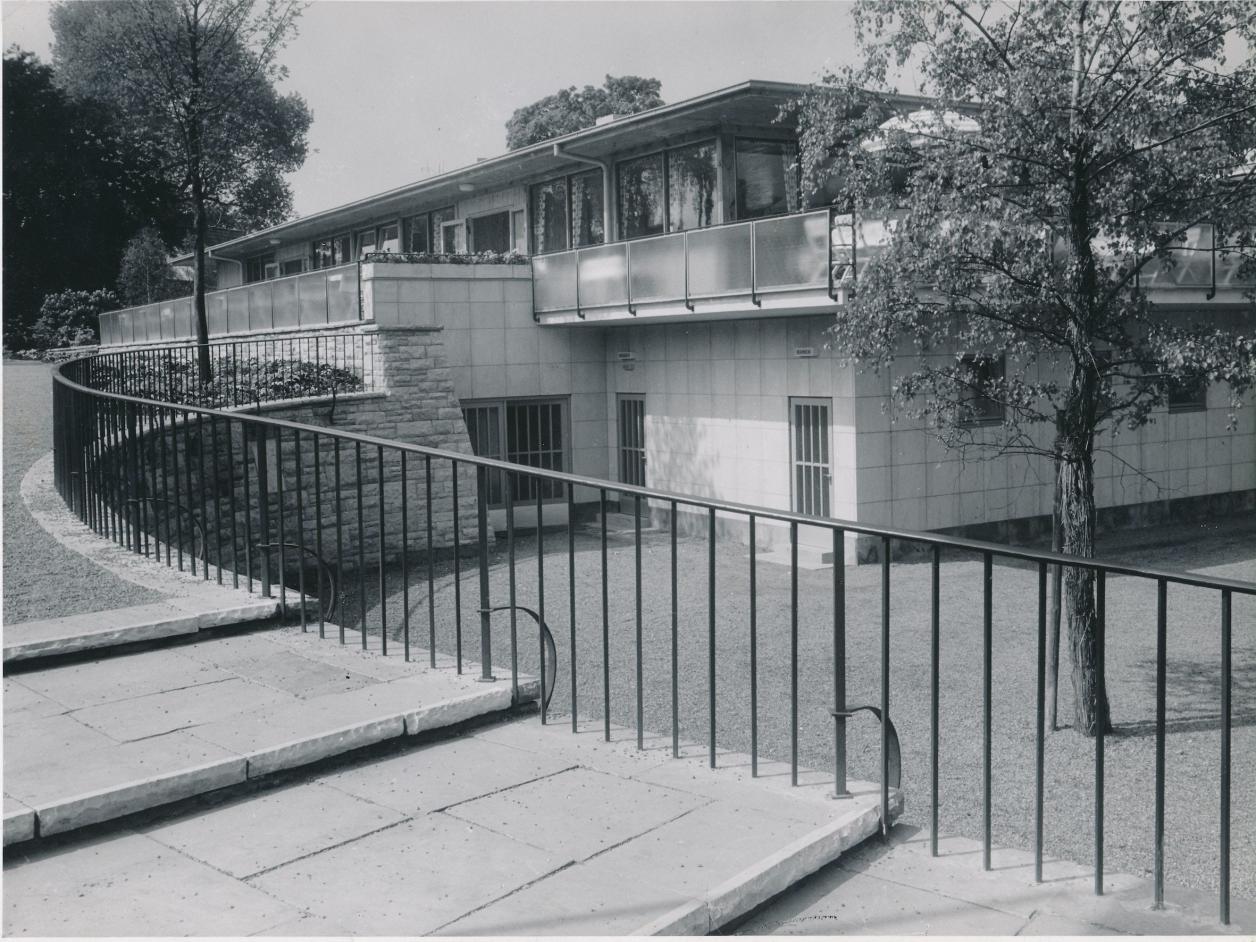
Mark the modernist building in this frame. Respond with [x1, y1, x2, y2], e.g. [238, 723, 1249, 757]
[98, 80, 1256, 558]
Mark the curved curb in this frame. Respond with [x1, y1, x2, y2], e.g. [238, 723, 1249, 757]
[20, 450, 261, 603]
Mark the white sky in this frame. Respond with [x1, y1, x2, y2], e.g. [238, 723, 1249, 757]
[1, 0, 864, 217]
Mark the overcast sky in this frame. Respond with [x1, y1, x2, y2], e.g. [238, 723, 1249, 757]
[2, 0, 864, 217]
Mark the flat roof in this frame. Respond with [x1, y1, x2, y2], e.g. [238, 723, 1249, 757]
[181, 80, 932, 262]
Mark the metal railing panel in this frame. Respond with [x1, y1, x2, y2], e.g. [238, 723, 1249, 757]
[217, 289, 241, 335]
[754, 211, 830, 290]
[532, 253, 578, 313]
[246, 282, 274, 331]
[627, 234, 686, 302]
[326, 266, 359, 323]
[575, 243, 629, 308]
[272, 277, 299, 329]
[175, 298, 194, 339]
[687, 223, 753, 298]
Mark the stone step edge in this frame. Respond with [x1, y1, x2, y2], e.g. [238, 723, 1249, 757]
[2, 599, 284, 664]
[631, 790, 903, 936]
[3, 678, 540, 847]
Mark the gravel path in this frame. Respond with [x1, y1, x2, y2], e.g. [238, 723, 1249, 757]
[327, 512, 1255, 904]
[2, 359, 165, 623]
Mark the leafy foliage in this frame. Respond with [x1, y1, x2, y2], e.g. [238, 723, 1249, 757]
[795, 0, 1256, 734]
[30, 288, 120, 350]
[117, 227, 191, 305]
[2, 49, 177, 349]
[363, 250, 529, 266]
[505, 75, 663, 149]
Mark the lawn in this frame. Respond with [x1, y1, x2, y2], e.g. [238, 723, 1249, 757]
[329, 511, 1255, 903]
[2, 359, 165, 623]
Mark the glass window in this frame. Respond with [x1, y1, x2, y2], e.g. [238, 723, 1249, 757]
[512, 210, 527, 253]
[618, 153, 665, 239]
[571, 169, 604, 247]
[280, 259, 304, 276]
[430, 207, 455, 251]
[244, 252, 275, 284]
[667, 141, 718, 232]
[530, 179, 568, 255]
[1168, 377, 1208, 412]
[461, 398, 567, 505]
[958, 355, 1005, 425]
[357, 227, 377, 259]
[378, 222, 400, 254]
[468, 211, 511, 254]
[735, 138, 800, 219]
[405, 214, 430, 254]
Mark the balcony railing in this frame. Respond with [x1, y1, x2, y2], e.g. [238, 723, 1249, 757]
[98, 262, 362, 347]
[532, 209, 862, 319]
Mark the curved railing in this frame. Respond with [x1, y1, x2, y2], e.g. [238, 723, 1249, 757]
[51, 341, 1252, 925]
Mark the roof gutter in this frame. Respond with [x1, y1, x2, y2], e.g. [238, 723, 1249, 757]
[551, 143, 616, 242]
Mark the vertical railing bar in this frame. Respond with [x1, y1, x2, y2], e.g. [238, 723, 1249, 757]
[1154, 577, 1167, 908]
[1035, 559, 1047, 882]
[450, 458, 468, 672]
[536, 486, 546, 724]
[507, 470, 518, 698]
[708, 506, 717, 769]
[426, 454, 435, 667]
[1095, 569, 1106, 895]
[835, 528, 848, 798]
[355, 441, 366, 648]
[982, 550, 993, 869]
[790, 520, 799, 784]
[928, 544, 940, 851]
[210, 413, 223, 583]
[276, 426, 288, 615]
[256, 423, 272, 599]
[569, 481, 578, 732]
[880, 535, 891, 839]
[401, 451, 410, 661]
[750, 515, 758, 776]
[601, 487, 610, 741]
[226, 415, 240, 589]
[1220, 588, 1231, 925]
[197, 411, 209, 580]
[634, 492, 643, 750]
[242, 423, 253, 593]
[314, 432, 324, 637]
[295, 429, 307, 632]
[334, 439, 345, 645]
[377, 445, 387, 656]
[671, 498, 679, 758]
[476, 464, 493, 682]
[183, 410, 196, 576]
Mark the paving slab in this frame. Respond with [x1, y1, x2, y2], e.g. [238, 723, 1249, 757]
[248, 813, 569, 936]
[2, 830, 302, 936]
[141, 781, 406, 878]
[3, 625, 535, 844]
[3, 798, 35, 846]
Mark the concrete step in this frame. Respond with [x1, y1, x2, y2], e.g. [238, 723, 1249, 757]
[3, 624, 536, 846]
[2, 716, 897, 937]
[3, 598, 282, 664]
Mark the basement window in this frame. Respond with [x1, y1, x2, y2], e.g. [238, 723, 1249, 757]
[461, 398, 568, 506]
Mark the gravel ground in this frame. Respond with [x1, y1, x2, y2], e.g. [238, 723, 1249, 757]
[327, 511, 1256, 903]
[2, 359, 165, 623]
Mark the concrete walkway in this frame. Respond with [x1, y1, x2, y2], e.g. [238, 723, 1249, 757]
[4, 716, 895, 937]
[735, 826, 1253, 936]
[4, 623, 535, 844]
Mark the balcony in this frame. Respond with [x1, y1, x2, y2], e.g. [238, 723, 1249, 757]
[531, 209, 882, 325]
[98, 263, 361, 347]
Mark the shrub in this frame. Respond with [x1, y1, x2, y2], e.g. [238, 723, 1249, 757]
[31, 288, 119, 350]
[362, 249, 529, 266]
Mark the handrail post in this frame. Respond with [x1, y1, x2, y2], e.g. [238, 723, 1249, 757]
[476, 463, 495, 682]
[256, 426, 272, 598]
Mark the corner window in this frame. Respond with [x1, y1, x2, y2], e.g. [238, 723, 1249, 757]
[735, 138, 800, 219]
[462, 398, 567, 505]
[958, 354, 1005, 426]
[530, 168, 605, 254]
[1168, 378, 1208, 413]
[357, 227, 377, 259]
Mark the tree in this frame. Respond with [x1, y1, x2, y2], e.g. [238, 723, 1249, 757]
[31, 288, 120, 350]
[795, 1, 1256, 734]
[506, 74, 663, 149]
[117, 227, 190, 305]
[2, 49, 176, 350]
[51, 0, 311, 381]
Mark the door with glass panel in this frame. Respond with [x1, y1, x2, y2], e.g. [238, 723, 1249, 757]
[790, 397, 832, 517]
[617, 396, 646, 487]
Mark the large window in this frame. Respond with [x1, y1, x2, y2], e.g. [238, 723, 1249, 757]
[357, 227, 377, 259]
[617, 140, 719, 239]
[1168, 377, 1208, 413]
[735, 138, 800, 219]
[468, 211, 511, 254]
[404, 207, 455, 254]
[667, 141, 718, 231]
[311, 234, 350, 270]
[617, 152, 666, 239]
[530, 169, 604, 254]
[244, 252, 275, 283]
[431, 207, 456, 251]
[462, 398, 567, 504]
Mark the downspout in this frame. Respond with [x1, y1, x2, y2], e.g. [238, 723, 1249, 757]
[206, 248, 245, 286]
[552, 143, 615, 242]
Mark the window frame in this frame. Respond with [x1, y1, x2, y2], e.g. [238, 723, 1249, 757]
[529, 168, 605, 256]
[460, 396, 571, 507]
[732, 135, 802, 221]
[614, 136, 721, 241]
[957, 354, 1006, 427]
[311, 233, 351, 270]
[1167, 377, 1209, 413]
[244, 252, 276, 284]
[465, 209, 513, 255]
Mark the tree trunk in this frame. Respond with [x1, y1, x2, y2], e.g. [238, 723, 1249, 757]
[1056, 431, 1110, 735]
[192, 177, 211, 384]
